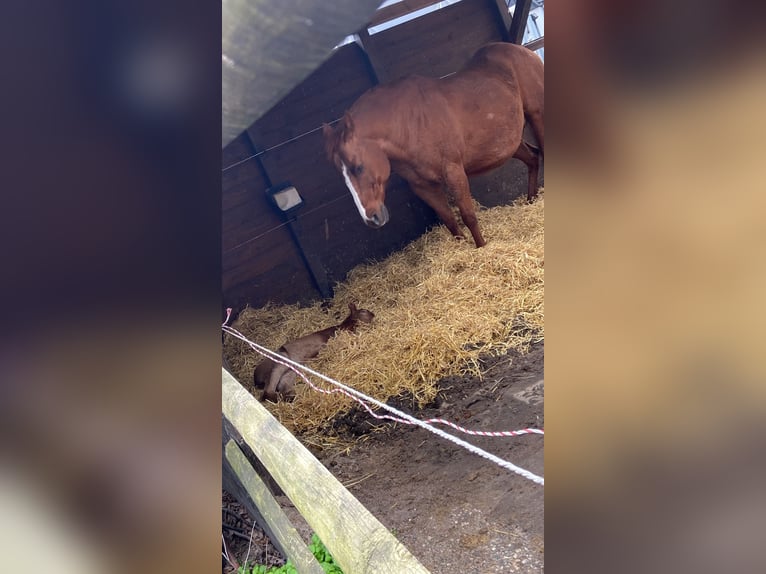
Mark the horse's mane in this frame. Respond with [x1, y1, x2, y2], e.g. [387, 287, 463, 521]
[323, 112, 354, 161]
[324, 79, 440, 159]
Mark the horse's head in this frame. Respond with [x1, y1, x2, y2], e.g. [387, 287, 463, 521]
[348, 302, 375, 324]
[323, 113, 391, 228]
[340, 302, 375, 332]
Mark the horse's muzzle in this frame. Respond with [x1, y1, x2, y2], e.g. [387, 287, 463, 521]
[366, 204, 390, 228]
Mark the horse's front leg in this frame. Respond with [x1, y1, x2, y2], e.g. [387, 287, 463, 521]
[409, 180, 465, 241]
[445, 165, 485, 247]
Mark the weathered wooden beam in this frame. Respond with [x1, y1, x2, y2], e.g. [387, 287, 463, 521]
[490, 0, 513, 41]
[224, 414, 284, 497]
[222, 0, 383, 147]
[525, 35, 544, 52]
[509, 0, 532, 44]
[222, 449, 272, 553]
[222, 368, 431, 574]
[225, 439, 325, 574]
[222, 354, 234, 374]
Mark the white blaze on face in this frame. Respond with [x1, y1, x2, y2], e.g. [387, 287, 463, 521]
[341, 162, 371, 223]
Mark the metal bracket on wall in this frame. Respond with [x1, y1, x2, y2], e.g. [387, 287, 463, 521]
[265, 182, 333, 300]
[251, 129, 334, 302]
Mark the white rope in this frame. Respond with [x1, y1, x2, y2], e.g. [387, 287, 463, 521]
[222, 322, 544, 485]
[222, 117, 342, 172]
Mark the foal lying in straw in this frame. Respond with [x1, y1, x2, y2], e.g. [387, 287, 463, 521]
[253, 302, 375, 402]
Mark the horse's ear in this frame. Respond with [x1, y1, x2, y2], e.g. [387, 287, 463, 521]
[341, 112, 355, 142]
[322, 122, 334, 139]
[322, 123, 337, 162]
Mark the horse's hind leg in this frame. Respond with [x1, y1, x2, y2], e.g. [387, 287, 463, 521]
[525, 111, 544, 156]
[444, 164, 485, 248]
[263, 360, 289, 402]
[514, 141, 541, 202]
[253, 358, 275, 389]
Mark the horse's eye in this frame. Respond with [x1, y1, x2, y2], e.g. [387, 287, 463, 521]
[352, 164, 364, 177]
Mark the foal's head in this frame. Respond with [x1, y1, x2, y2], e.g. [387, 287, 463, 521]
[323, 113, 391, 229]
[347, 302, 375, 325]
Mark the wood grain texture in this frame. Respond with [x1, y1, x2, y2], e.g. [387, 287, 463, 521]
[225, 440, 325, 574]
[222, 369, 431, 574]
[248, 44, 377, 150]
[367, 0, 445, 27]
[361, 0, 505, 82]
[222, 130, 318, 307]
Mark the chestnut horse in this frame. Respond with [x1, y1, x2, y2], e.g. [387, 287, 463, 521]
[323, 42, 544, 247]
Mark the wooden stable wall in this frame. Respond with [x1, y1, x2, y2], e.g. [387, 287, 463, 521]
[223, 0, 537, 311]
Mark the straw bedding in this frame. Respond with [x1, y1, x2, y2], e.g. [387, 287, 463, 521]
[223, 195, 544, 446]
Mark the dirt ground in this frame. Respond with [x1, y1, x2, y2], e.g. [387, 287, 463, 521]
[223, 342, 544, 573]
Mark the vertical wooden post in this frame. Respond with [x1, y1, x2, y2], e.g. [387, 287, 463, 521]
[286, 218, 333, 299]
[224, 439, 326, 574]
[509, 0, 532, 44]
[490, 0, 513, 41]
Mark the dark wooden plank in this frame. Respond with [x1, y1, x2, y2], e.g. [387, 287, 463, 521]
[222, 169, 282, 258]
[247, 43, 377, 151]
[222, 131, 283, 256]
[525, 36, 544, 51]
[467, 158, 535, 207]
[223, 163, 319, 307]
[223, 221, 296, 275]
[223, 176, 266, 217]
[222, 213, 287, 255]
[361, 0, 505, 82]
[257, 131, 341, 210]
[221, 171, 280, 231]
[222, 204, 280, 242]
[223, 250, 313, 299]
[223, 131, 256, 168]
[490, 0, 513, 40]
[222, 133, 271, 213]
[222, 163, 265, 209]
[509, 0, 532, 44]
[223, 254, 319, 309]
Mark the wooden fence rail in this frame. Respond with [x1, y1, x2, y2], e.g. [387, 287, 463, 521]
[222, 368, 431, 574]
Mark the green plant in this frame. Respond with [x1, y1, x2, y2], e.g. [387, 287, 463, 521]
[308, 534, 343, 574]
[239, 534, 343, 574]
[238, 565, 296, 574]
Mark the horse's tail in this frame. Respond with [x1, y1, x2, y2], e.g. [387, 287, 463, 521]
[510, 47, 544, 156]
